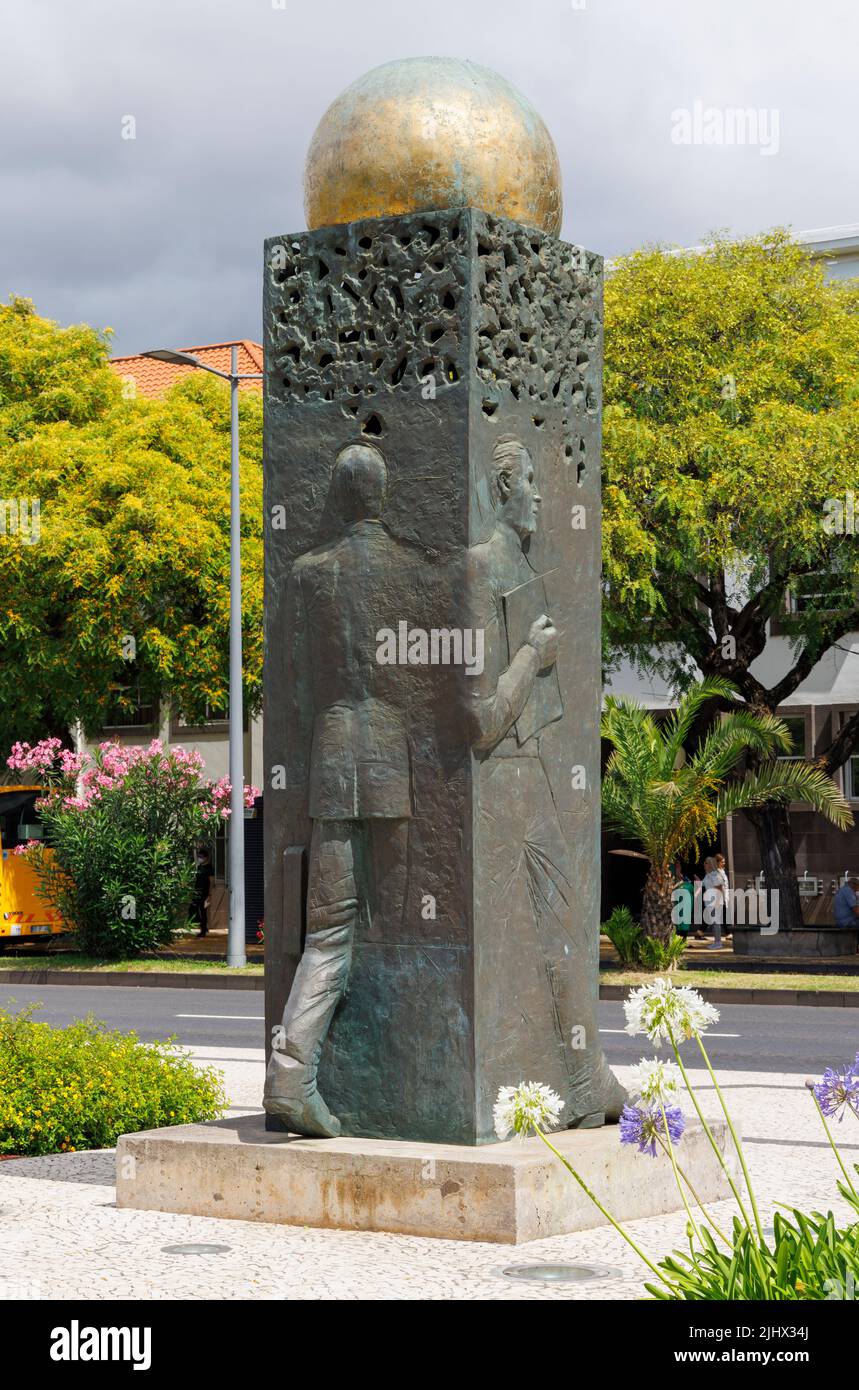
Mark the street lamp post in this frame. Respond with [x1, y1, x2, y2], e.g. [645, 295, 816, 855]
[142, 346, 263, 967]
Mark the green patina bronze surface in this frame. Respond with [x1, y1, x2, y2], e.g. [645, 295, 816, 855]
[262, 203, 623, 1142]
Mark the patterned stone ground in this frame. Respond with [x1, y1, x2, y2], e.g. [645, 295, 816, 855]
[1, 1052, 856, 1301]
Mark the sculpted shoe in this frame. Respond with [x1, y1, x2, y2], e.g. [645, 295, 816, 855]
[567, 1111, 605, 1129]
[263, 1089, 342, 1139]
[595, 1061, 628, 1122]
[566, 1053, 628, 1127]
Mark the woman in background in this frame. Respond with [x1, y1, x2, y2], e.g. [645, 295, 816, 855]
[701, 853, 731, 950]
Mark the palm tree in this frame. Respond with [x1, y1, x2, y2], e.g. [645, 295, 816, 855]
[602, 678, 852, 941]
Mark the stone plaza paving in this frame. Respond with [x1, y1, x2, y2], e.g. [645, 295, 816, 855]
[0, 1048, 855, 1301]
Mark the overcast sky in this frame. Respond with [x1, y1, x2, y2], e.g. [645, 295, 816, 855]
[2, 0, 857, 355]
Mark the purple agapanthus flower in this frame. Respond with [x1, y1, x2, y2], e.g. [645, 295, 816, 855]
[813, 1065, 859, 1122]
[619, 1102, 685, 1157]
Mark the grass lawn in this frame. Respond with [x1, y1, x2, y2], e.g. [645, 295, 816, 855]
[603, 967, 859, 992]
[5, 959, 855, 990]
[0, 953, 264, 976]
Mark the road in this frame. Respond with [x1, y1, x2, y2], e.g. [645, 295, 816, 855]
[1, 983, 856, 1073]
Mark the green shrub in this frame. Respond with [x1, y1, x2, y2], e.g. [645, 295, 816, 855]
[0, 1004, 226, 1156]
[651, 1205, 859, 1301]
[638, 932, 687, 971]
[601, 905, 687, 970]
[601, 905, 642, 965]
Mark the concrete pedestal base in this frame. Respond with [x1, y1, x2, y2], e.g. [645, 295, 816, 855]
[116, 1114, 736, 1244]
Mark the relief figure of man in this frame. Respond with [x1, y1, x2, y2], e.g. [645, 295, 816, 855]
[464, 436, 625, 1128]
[264, 442, 413, 1138]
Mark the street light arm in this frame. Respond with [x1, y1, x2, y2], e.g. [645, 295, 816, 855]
[140, 348, 229, 380]
[186, 362, 230, 380]
[140, 350, 263, 383]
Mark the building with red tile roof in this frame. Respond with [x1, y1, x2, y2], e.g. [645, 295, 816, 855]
[109, 340, 264, 399]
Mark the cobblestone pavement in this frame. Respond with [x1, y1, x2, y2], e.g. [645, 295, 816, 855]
[1, 1050, 856, 1301]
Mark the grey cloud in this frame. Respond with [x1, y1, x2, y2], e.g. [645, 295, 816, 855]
[1, 0, 855, 354]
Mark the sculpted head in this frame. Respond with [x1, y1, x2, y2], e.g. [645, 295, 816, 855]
[334, 442, 387, 522]
[492, 437, 541, 540]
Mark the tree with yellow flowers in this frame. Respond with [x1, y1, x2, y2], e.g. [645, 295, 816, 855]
[0, 297, 262, 750]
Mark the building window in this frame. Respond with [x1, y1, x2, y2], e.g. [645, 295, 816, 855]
[845, 753, 859, 801]
[198, 700, 228, 724]
[787, 571, 855, 615]
[777, 714, 807, 760]
[102, 689, 157, 729]
[175, 701, 248, 733]
[0, 790, 44, 849]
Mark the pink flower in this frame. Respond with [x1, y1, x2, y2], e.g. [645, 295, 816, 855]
[7, 737, 64, 773]
[205, 775, 260, 819]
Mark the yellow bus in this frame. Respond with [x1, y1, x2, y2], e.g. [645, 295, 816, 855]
[0, 785, 67, 950]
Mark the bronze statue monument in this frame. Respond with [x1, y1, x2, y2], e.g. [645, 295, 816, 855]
[263, 57, 624, 1143]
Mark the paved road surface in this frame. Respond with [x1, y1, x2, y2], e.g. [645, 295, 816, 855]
[1, 984, 856, 1073]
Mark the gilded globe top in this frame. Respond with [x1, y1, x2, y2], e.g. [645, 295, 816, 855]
[304, 57, 563, 236]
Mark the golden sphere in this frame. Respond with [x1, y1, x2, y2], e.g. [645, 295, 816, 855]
[304, 57, 563, 236]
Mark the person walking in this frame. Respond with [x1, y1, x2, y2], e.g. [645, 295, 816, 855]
[702, 853, 731, 950]
[191, 846, 214, 938]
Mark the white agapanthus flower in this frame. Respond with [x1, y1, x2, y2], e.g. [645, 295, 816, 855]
[493, 1082, 565, 1140]
[624, 977, 720, 1046]
[629, 1056, 682, 1104]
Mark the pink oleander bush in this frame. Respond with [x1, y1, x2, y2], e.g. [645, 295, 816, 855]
[6, 738, 259, 958]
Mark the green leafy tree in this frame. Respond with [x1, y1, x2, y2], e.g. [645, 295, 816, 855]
[601, 678, 852, 940]
[603, 232, 859, 925]
[0, 298, 262, 748]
